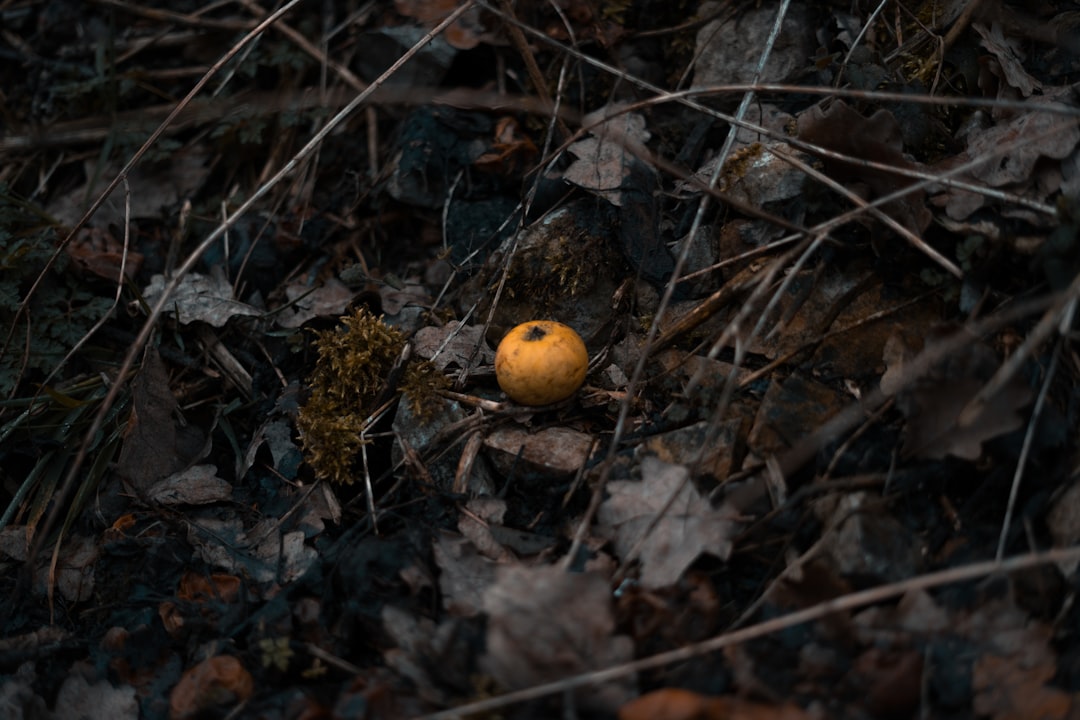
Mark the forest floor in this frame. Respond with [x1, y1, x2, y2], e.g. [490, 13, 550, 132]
[3, 1, 1080, 718]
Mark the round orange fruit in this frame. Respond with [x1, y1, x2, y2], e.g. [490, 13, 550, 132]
[494, 320, 588, 406]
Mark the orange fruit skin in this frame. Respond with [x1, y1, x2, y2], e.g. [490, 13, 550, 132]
[494, 321, 588, 406]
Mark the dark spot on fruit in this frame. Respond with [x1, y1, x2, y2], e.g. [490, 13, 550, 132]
[524, 325, 548, 341]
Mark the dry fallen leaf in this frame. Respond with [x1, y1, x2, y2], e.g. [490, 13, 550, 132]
[276, 277, 354, 328]
[747, 372, 847, 459]
[142, 269, 261, 328]
[394, 0, 488, 49]
[692, 2, 814, 88]
[458, 500, 514, 563]
[115, 348, 204, 495]
[901, 377, 1031, 460]
[968, 600, 1073, 720]
[855, 588, 1073, 720]
[33, 534, 99, 604]
[797, 100, 931, 236]
[814, 492, 921, 583]
[47, 148, 211, 229]
[67, 226, 143, 283]
[481, 564, 635, 711]
[973, 653, 1073, 720]
[932, 90, 1080, 223]
[53, 672, 139, 720]
[433, 531, 498, 617]
[562, 104, 651, 205]
[175, 570, 242, 604]
[880, 328, 923, 396]
[973, 21, 1042, 98]
[168, 655, 253, 720]
[187, 517, 316, 585]
[411, 321, 494, 370]
[238, 417, 303, 481]
[381, 605, 473, 704]
[891, 336, 1031, 460]
[598, 456, 736, 589]
[145, 465, 232, 506]
[619, 687, 814, 720]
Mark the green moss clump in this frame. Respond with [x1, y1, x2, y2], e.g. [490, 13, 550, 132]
[296, 307, 405, 485]
[502, 212, 610, 314]
[296, 307, 458, 484]
[399, 359, 451, 421]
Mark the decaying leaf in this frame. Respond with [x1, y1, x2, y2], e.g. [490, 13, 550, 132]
[238, 417, 303, 481]
[973, 21, 1042, 98]
[854, 591, 1072, 720]
[379, 277, 431, 320]
[481, 564, 635, 711]
[890, 334, 1031, 460]
[53, 672, 138, 720]
[145, 465, 232, 506]
[382, 605, 477, 704]
[901, 377, 1031, 460]
[168, 655, 253, 720]
[187, 517, 316, 584]
[598, 456, 736, 588]
[116, 348, 205, 494]
[962, 107, 1079, 187]
[797, 100, 931, 235]
[562, 104, 650, 205]
[34, 534, 99, 603]
[880, 328, 923, 396]
[142, 269, 261, 327]
[814, 492, 920, 583]
[394, 0, 488, 49]
[692, 2, 814, 88]
[66, 226, 143, 283]
[966, 597, 1068, 720]
[747, 372, 847, 459]
[458, 498, 514, 563]
[276, 277, 354, 328]
[932, 89, 1080, 223]
[619, 688, 813, 720]
[46, 148, 211, 229]
[433, 531, 498, 617]
[474, 116, 538, 175]
[411, 321, 494, 371]
[973, 653, 1072, 720]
